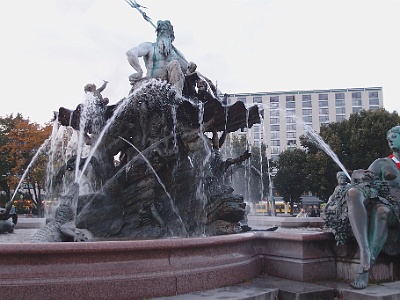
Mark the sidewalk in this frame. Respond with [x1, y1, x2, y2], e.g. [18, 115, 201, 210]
[154, 275, 400, 300]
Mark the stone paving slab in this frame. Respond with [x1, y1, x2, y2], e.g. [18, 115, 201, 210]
[153, 275, 400, 300]
[153, 284, 279, 300]
[248, 276, 336, 299]
[320, 279, 400, 300]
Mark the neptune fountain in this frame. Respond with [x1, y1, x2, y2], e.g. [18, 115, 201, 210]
[2, 3, 399, 296]
[37, 18, 260, 242]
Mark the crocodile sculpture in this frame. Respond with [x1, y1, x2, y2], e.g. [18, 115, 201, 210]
[31, 183, 93, 243]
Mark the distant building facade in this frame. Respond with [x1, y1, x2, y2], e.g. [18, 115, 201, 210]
[226, 87, 383, 160]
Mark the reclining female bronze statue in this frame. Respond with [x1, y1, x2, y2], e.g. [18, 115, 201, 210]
[326, 125, 400, 289]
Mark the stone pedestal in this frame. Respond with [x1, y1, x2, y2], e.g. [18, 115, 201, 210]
[334, 240, 400, 283]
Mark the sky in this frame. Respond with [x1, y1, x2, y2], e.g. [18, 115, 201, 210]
[0, 0, 399, 125]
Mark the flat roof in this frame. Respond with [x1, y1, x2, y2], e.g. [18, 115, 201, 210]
[225, 87, 382, 97]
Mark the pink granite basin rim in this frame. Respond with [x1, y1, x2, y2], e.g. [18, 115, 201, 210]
[0, 231, 334, 300]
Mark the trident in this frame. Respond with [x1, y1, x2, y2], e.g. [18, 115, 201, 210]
[124, 0, 156, 29]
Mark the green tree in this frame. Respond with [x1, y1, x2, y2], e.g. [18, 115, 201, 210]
[273, 148, 308, 214]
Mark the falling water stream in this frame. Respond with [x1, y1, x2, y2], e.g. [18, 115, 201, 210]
[118, 136, 188, 236]
[10, 138, 51, 202]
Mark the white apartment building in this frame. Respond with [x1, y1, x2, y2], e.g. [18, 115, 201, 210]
[226, 87, 383, 160]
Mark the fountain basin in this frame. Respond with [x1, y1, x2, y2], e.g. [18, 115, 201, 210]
[0, 231, 336, 300]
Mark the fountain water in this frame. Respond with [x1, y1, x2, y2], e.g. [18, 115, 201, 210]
[50, 76, 261, 240]
[302, 124, 351, 180]
[10, 138, 50, 203]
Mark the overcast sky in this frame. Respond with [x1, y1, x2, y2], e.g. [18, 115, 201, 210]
[1, 0, 399, 125]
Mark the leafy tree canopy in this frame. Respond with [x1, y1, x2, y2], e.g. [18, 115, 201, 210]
[0, 114, 52, 214]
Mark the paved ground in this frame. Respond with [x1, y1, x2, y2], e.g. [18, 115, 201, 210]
[0, 228, 38, 243]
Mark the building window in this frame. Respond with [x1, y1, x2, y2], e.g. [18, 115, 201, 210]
[336, 107, 346, 114]
[303, 116, 312, 123]
[352, 107, 362, 113]
[270, 117, 279, 124]
[319, 115, 329, 122]
[336, 115, 346, 121]
[286, 109, 295, 116]
[254, 133, 260, 139]
[287, 139, 296, 146]
[271, 147, 280, 154]
[335, 93, 345, 99]
[271, 125, 280, 131]
[335, 99, 345, 106]
[352, 92, 362, 99]
[270, 96, 279, 102]
[270, 96, 279, 109]
[286, 103, 295, 109]
[270, 102, 279, 109]
[286, 102, 295, 109]
[271, 132, 279, 139]
[286, 117, 296, 123]
[302, 95, 311, 101]
[352, 99, 362, 106]
[286, 95, 295, 109]
[253, 96, 262, 103]
[319, 94, 328, 100]
[302, 109, 312, 115]
[253, 125, 260, 132]
[369, 98, 379, 106]
[269, 102, 279, 109]
[287, 124, 296, 131]
[287, 132, 296, 138]
[270, 110, 280, 116]
[319, 100, 328, 107]
[271, 140, 280, 146]
[286, 95, 295, 101]
[370, 106, 379, 111]
[369, 91, 378, 98]
[319, 108, 329, 115]
[302, 100, 312, 108]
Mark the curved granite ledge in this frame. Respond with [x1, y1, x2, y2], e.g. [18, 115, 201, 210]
[0, 231, 335, 300]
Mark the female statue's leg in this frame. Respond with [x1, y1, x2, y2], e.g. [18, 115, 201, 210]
[346, 188, 370, 289]
[368, 204, 390, 265]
